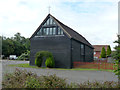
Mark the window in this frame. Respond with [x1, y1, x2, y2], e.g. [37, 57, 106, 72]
[43, 18, 56, 26]
[50, 18, 53, 25]
[49, 28, 52, 35]
[81, 44, 85, 55]
[58, 27, 63, 35]
[53, 27, 56, 35]
[46, 28, 49, 35]
[61, 30, 63, 34]
[44, 22, 47, 26]
[37, 28, 42, 35]
[58, 27, 61, 35]
[43, 28, 47, 35]
[35, 17, 64, 37]
[46, 19, 50, 25]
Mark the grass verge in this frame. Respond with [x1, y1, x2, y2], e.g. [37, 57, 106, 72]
[8, 63, 114, 72]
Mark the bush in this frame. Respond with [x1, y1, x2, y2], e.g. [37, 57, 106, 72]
[35, 51, 55, 68]
[78, 80, 119, 88]
[100, 47, 106, 58]
[2, 69, 67, 88]
[2, 69, 120, 88]
[45, 57, 55, 68]
[106, 46, 111, 57]
[2, 68, 37, 88]
[25, 76, 41, 88]
[35, 53, 42, 67]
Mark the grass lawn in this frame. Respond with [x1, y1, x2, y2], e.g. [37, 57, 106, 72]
[8, 63, 114, 72]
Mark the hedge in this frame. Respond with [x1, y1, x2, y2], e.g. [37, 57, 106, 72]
[35, 51, 55, 68]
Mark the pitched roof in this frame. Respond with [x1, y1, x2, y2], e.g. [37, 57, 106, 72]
[93, 45, 109, 52]
[30, 14, 93, 48]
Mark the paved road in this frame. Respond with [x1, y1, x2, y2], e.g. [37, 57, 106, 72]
[2, 60, 118, 85]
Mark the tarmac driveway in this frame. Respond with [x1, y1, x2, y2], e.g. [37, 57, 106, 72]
[2, 60, 118, 84]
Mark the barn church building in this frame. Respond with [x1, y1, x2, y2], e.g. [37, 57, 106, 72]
[30, 14, 94, 68]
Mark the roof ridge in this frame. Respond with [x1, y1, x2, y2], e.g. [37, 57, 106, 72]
[30, 14, 93, 48]
[50, 14, 93, 48]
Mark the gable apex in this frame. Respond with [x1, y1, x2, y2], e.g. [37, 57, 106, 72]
[30, 14, 71, 39]
[30, 14, 93, 48]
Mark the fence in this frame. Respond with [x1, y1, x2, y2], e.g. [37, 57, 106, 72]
[73, 60, 117, 70]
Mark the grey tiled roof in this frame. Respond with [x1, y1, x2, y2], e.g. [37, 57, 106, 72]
[50, 14, 93, 48]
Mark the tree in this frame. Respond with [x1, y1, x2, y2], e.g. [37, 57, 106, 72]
[112, 35, 120, 85]
[2, 32, 30, 58]
[100, 47, 106, 58]
[2, 38, 15, 57]
[106, 46, 111, 57]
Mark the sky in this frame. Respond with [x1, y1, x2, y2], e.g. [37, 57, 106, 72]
[0, 0, 119, 50]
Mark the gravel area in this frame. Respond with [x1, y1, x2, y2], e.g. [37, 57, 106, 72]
[2, 60, 118, 84]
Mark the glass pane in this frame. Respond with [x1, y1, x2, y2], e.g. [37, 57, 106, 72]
[81, 44, 84, 49]
[53, 19, 56, 24]
[46, 28, 49, 35]
[49, 28, 52, 35]
[44, 22, 47, 26]
[81, 44, 84, 55]
[43, 28, 47, 35]
[61, 29, 63, 35]
[50, 18, 53, 25]
[53, 27, 56, 35]
[37, 28, 42, 35]
[58, 27, 61, 35]
[46, 18, 50, 25]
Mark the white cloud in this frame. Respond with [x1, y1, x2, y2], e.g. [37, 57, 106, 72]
[0, 0, 118, 50]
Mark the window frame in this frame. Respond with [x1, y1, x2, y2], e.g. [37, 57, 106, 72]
[35, 17, 64, 37]
[81, 44, 85, 55]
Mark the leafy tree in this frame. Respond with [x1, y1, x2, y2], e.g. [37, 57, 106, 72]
[112, 35, 120, 85]
[100, 47, 106, 58]
[2, 38, 15, 57]
[14, 32, 21, 42]
[106, 46, 111, 57]
[13, 41, 26, 56]
[2, 32, 30, 58]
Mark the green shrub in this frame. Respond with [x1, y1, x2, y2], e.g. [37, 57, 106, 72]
[35, 56, 42, 67]
[106, 46, 111, 57]
[25, 74, 67, 88]
[40, 74, 67, 88]
[100, 47, 106, 58]
[35, 51, 55, 68]
[2, 68, 37, 88]
[45, 57, 55, 68]
[2, 69, 67, 88]
[78, 80, 119, 88]
[25, 76, 41, 88]
[2, 69, 120, 88]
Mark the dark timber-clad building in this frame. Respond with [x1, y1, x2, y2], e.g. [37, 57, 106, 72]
[30, 14, 94, 68]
